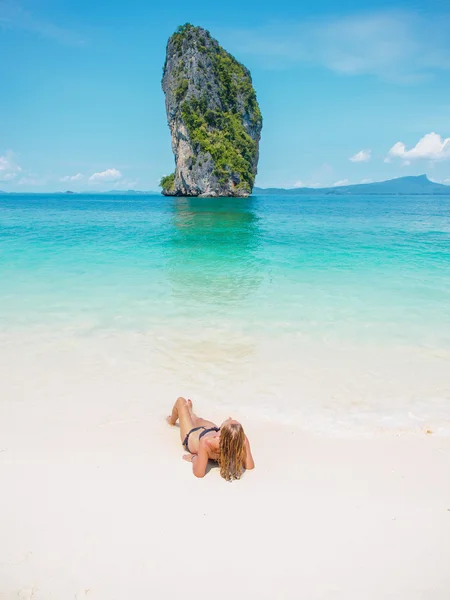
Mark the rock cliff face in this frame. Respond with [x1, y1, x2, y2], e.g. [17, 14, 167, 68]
[161, 24, 262, 197]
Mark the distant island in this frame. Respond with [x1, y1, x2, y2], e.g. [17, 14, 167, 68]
[0, 190, 158, 196]
[2, 175, 449, 197]
[160, 24, 262, 198]
[254, 175, 450, 196]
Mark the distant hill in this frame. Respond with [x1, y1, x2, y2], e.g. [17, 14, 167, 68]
[2, 175, 449, 196]
[253, 175, 450, 196]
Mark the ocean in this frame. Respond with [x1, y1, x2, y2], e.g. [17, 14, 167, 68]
[1, 193, 449, 435]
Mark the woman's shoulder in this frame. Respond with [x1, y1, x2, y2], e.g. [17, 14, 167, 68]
[202, 434, 220, 454]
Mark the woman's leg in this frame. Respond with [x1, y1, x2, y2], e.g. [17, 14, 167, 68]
[167, 397, 195, 442]
[167, 397, 217, 443]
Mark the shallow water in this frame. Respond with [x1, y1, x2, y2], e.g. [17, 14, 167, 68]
[1, 193, 449, 434]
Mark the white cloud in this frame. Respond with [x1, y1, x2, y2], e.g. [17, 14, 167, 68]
[333, 179, 349, 187]
[17, 175, 46, 186]
[349, 149, 371, 162]
[360, 178, 373, 184]
[386, 132, 450, 162]
[0, 151, 22, 182]
[222, 10, 450, 81]
[60, 173, 83, 182]
[291, 180, 324, 188]
[444, 178, 450, 184]
[111, 178, 139, 190]
[89, 168, 122, 182]
[0, 172, 17, 182]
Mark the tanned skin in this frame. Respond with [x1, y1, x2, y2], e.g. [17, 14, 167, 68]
[167, 396, 255, 478]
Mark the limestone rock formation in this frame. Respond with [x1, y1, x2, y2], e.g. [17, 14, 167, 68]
[161, 24, 262, 197]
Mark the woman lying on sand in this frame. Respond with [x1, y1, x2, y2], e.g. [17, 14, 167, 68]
[167, 397, 255, 480]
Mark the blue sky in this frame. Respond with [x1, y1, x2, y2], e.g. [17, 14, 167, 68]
[1, 0, 450, 191]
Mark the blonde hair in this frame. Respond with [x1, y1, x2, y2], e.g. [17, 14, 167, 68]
[218, 422, 246, 481]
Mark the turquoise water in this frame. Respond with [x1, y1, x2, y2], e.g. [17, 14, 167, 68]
[1, 193, 450, 434]
[1, 193, 449, 345]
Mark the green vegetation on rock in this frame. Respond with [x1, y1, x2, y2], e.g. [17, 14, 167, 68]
[174, 79, 189, 101]
[161, 24, 262, 196]
[182, 27, 261, 189]
[171, 23, 196, 56]
[160, 172, 175, 193]
[211, 45, 262, 129]
[181, 99, 255, 191]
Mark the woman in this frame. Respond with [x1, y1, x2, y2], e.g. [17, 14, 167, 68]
[167, 396, 255, 480]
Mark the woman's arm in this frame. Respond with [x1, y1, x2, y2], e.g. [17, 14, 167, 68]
[244, 436, 255, 470]
[189, 440, 209, 478]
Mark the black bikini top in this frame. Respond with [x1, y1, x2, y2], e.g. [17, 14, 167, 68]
[198, 426, 220, 440]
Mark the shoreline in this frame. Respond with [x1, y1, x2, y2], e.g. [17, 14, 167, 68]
[1, 325, 449, 438]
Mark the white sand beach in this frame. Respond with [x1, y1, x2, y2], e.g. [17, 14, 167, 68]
[2, 3, 450, 596]
[1, 329, 450, 599]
